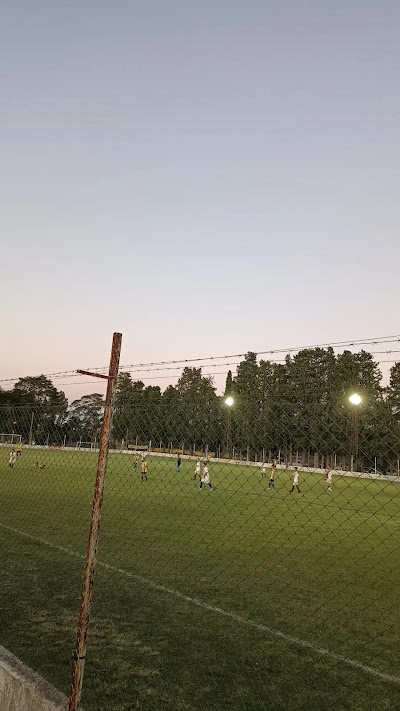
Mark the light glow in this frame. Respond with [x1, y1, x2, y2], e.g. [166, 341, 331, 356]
[349, 393, 362, 406]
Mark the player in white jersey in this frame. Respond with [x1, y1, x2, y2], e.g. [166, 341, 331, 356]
[8, 449, 17, 468]
[199, 463, 214, 491]
[192, 457, 201, 480]
[290, 467, 300, 493]
[260, 463, 266, 477]
[325, 467, 333, 491]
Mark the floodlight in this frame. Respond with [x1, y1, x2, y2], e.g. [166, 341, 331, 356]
[225, 396, 234, 407]
[349, 393, 362, 406]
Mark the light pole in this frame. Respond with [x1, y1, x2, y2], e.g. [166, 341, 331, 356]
[224, 396, 234, 458]
[349, 393, 362, 472]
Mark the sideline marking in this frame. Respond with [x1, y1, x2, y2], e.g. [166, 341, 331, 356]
[1, 521, 399, 686]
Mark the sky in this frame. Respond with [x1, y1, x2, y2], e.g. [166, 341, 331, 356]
[1, 1, 399, 401]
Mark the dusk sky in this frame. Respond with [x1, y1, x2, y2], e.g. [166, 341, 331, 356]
[1, 1, 399, 400]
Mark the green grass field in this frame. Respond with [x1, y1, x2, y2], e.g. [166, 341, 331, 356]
[1, 448, 400, 710]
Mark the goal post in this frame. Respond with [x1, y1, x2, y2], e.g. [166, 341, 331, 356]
[76, 441, 96, 450]
[0, 433, 22, 446]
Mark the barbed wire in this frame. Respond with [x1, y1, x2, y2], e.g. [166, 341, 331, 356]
[84, 334, 400, 374]
[1, 334, 400, 388]
[1, 360, 399, 397]
[116, 351, 400, 376]
[2, 361, 400, 394]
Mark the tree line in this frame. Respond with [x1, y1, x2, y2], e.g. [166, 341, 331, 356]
[1, 348, 400, 469]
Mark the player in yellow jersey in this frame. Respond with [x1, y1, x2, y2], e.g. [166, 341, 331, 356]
[16, 442, 23, 457]
[141, 458, 148, 481]
[133, 454, 139, 472]
[268, 463, 276, 489]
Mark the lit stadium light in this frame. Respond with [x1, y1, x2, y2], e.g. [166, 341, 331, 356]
[225, 396, 234, 407]
[349, 393, 362, 406]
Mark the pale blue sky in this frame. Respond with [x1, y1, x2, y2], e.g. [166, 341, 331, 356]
[1, 1, 399, 398]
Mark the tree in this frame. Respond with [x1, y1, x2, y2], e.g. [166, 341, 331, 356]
[6, 376, 67, 444]
[257, 359, 287, 456]
[66, 394, 104, 443]
[228, 347, 389, 468]
[13, 375, 68, 407]
[387, 363, 400, 417]
[332, 350, 383, 464]
[224, 371, 233, 397]
[374, 363, 400, 470]
[0, 387, 17, 406]
[233, 353, 260, 454]
[142, 386, 162, 443]
[112, 374, 145, 445]
[161, 385, 181, 447]
[284, 348, 336, 456]
[175, 368, 219, 449]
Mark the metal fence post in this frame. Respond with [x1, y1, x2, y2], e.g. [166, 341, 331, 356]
[68, 332, 122, 711]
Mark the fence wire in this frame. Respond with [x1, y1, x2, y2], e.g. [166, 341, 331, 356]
[0, 374, 400, 710]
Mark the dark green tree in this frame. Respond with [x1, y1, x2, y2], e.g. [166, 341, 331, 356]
[224, 371, 233, 397]
[161, 385, 181, 447]
[66, 394, 104, 444]
[387, 363, 400, 417]
[7, 376, 67, 444]
[112, 374, 145, 445]
[233, 353, 260, 455]
[142, 386, 163, 445]
[175, 368, 219, 450]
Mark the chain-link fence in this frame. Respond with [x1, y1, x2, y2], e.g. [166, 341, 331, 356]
[1, 350, 400, 710]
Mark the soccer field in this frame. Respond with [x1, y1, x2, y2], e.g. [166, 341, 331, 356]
[0, 448, 399, 710]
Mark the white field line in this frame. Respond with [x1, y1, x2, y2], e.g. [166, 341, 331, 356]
[1, 521, 399, 686]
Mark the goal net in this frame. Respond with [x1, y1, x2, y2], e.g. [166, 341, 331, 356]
[0, 433, 22, 446]
[76, 441, 96, 450]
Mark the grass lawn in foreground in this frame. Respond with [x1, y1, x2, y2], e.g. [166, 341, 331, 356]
[0, 448, 399, 710]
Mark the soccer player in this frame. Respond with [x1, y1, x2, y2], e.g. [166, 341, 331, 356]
[325, 467, 333, 492]
[260, 463, 266, 477]
[16, 442, 23, 457]
[133, 454, 139, 472]
[8, 449, 17, 468]
[141, 458, 148, 481]
[199, 463, 213, 492]
[268, 463, 276, 490]
[192, 457, 201, 480]
[176, 455, 181, 473]
[290, 467, 300, 493]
